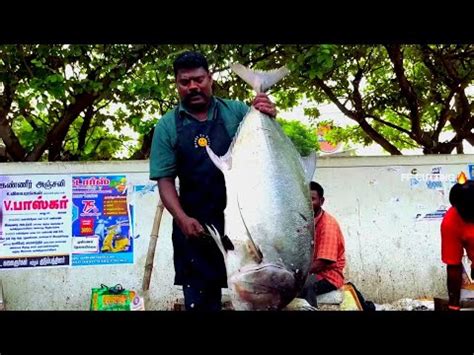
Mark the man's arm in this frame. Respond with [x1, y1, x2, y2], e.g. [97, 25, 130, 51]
[150, 114, 204, 239]
[157, 178, 204, 239]
[447, 264, 463, 309]
[312, 258, 335, 274]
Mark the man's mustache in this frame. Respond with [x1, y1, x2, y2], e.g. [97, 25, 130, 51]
[185, 92, 206, 100]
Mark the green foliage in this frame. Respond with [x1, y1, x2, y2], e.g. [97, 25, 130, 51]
[278, 44, 474, 154]
[276, 118, 319, 156]
[1, 44, 473, 161]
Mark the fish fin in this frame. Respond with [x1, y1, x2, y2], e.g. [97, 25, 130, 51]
[221, 234, 235, 251]
[236, 196, 263, 264]
[209, 225, 235, 252]
[300, 151, 318, 183]
[205, 145, 232, 172]
[205, 224, 226, 258]
[230, 63, 289, 93]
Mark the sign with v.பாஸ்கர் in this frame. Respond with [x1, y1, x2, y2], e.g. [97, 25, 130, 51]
[0, 175, 72, 269]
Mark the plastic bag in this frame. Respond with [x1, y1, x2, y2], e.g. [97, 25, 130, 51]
[90, 284, 131, 311]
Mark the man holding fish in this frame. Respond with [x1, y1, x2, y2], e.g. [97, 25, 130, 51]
[149, 51, 277, 311]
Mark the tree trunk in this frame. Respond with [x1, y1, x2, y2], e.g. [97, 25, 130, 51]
[131, 127, 154, 160]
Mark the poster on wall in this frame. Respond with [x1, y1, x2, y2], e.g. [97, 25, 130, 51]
[469, 164, 474, 180]
[0, 175, 72, 269]
[71, 175, 132, 266]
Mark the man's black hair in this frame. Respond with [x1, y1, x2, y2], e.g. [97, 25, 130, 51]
[173, 51, 209, 77]
[449, 180, 474, 223]
[310, 181, 324, 198]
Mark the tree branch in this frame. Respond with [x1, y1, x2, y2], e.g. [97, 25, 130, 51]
[464, 133, 474, 146]
[308, 71, 403, 155]
[420, 45, 454, 88]
[385, 44, 423, 139]
[130, 127, 154, 160]
[89, 137, 105, 157]
[351, 68, 364, 112]
[27, 91, 98, 162]
[312, 76, 355, 119]
[432, 89, 456, 141]
[27, 45, 149, 161]
[366, 114, 412, 136]
[20, 108, 39, 130]
[0, 82, 26, 160]
[449, 90, 474, 145]
[78, 105, 94, 153]
[358, 118, 403, 155]
[17, 45, 34, 78]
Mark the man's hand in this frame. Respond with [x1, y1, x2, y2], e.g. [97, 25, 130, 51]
[447, 264, 463, 310]
[252, 93, 277, 118]
[176, 215, 204, 238]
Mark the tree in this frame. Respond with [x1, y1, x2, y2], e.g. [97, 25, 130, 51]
[276, 118, 319, 156]
[0, 44, 188, 161]
[272, 44, 474, 155]
[0, 44, 282, 162]
[3, 44, 471, 161]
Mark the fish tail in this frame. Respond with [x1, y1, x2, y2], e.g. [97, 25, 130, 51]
[230, 63, 289, 93]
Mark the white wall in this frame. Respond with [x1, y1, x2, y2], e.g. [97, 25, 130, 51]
[316, 155, 471, 303]
[0, 161, 178, 310]
[0, 155, 472, 309]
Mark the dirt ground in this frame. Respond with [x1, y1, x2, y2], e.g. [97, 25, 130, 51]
[317, 298, 435, 311]
[373, 298, 434, 311]
[288, 297, 437, 311]
[172, 296, 438, 311]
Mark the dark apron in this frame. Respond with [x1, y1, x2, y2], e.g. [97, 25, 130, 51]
[172, 102, 231, 288]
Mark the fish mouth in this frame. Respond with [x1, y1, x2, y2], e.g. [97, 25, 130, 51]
[229, 263, 297, 310]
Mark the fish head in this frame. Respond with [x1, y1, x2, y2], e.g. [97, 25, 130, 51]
[229, 263, 298, 310]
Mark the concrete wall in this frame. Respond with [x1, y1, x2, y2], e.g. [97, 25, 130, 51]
[316, 155, 472, 303]
[0, 155, 472, 309]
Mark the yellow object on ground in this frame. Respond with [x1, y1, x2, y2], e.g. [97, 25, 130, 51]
[340, 284, 363, 311]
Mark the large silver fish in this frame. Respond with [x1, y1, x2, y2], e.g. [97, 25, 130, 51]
[205, 64, 316, 310]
